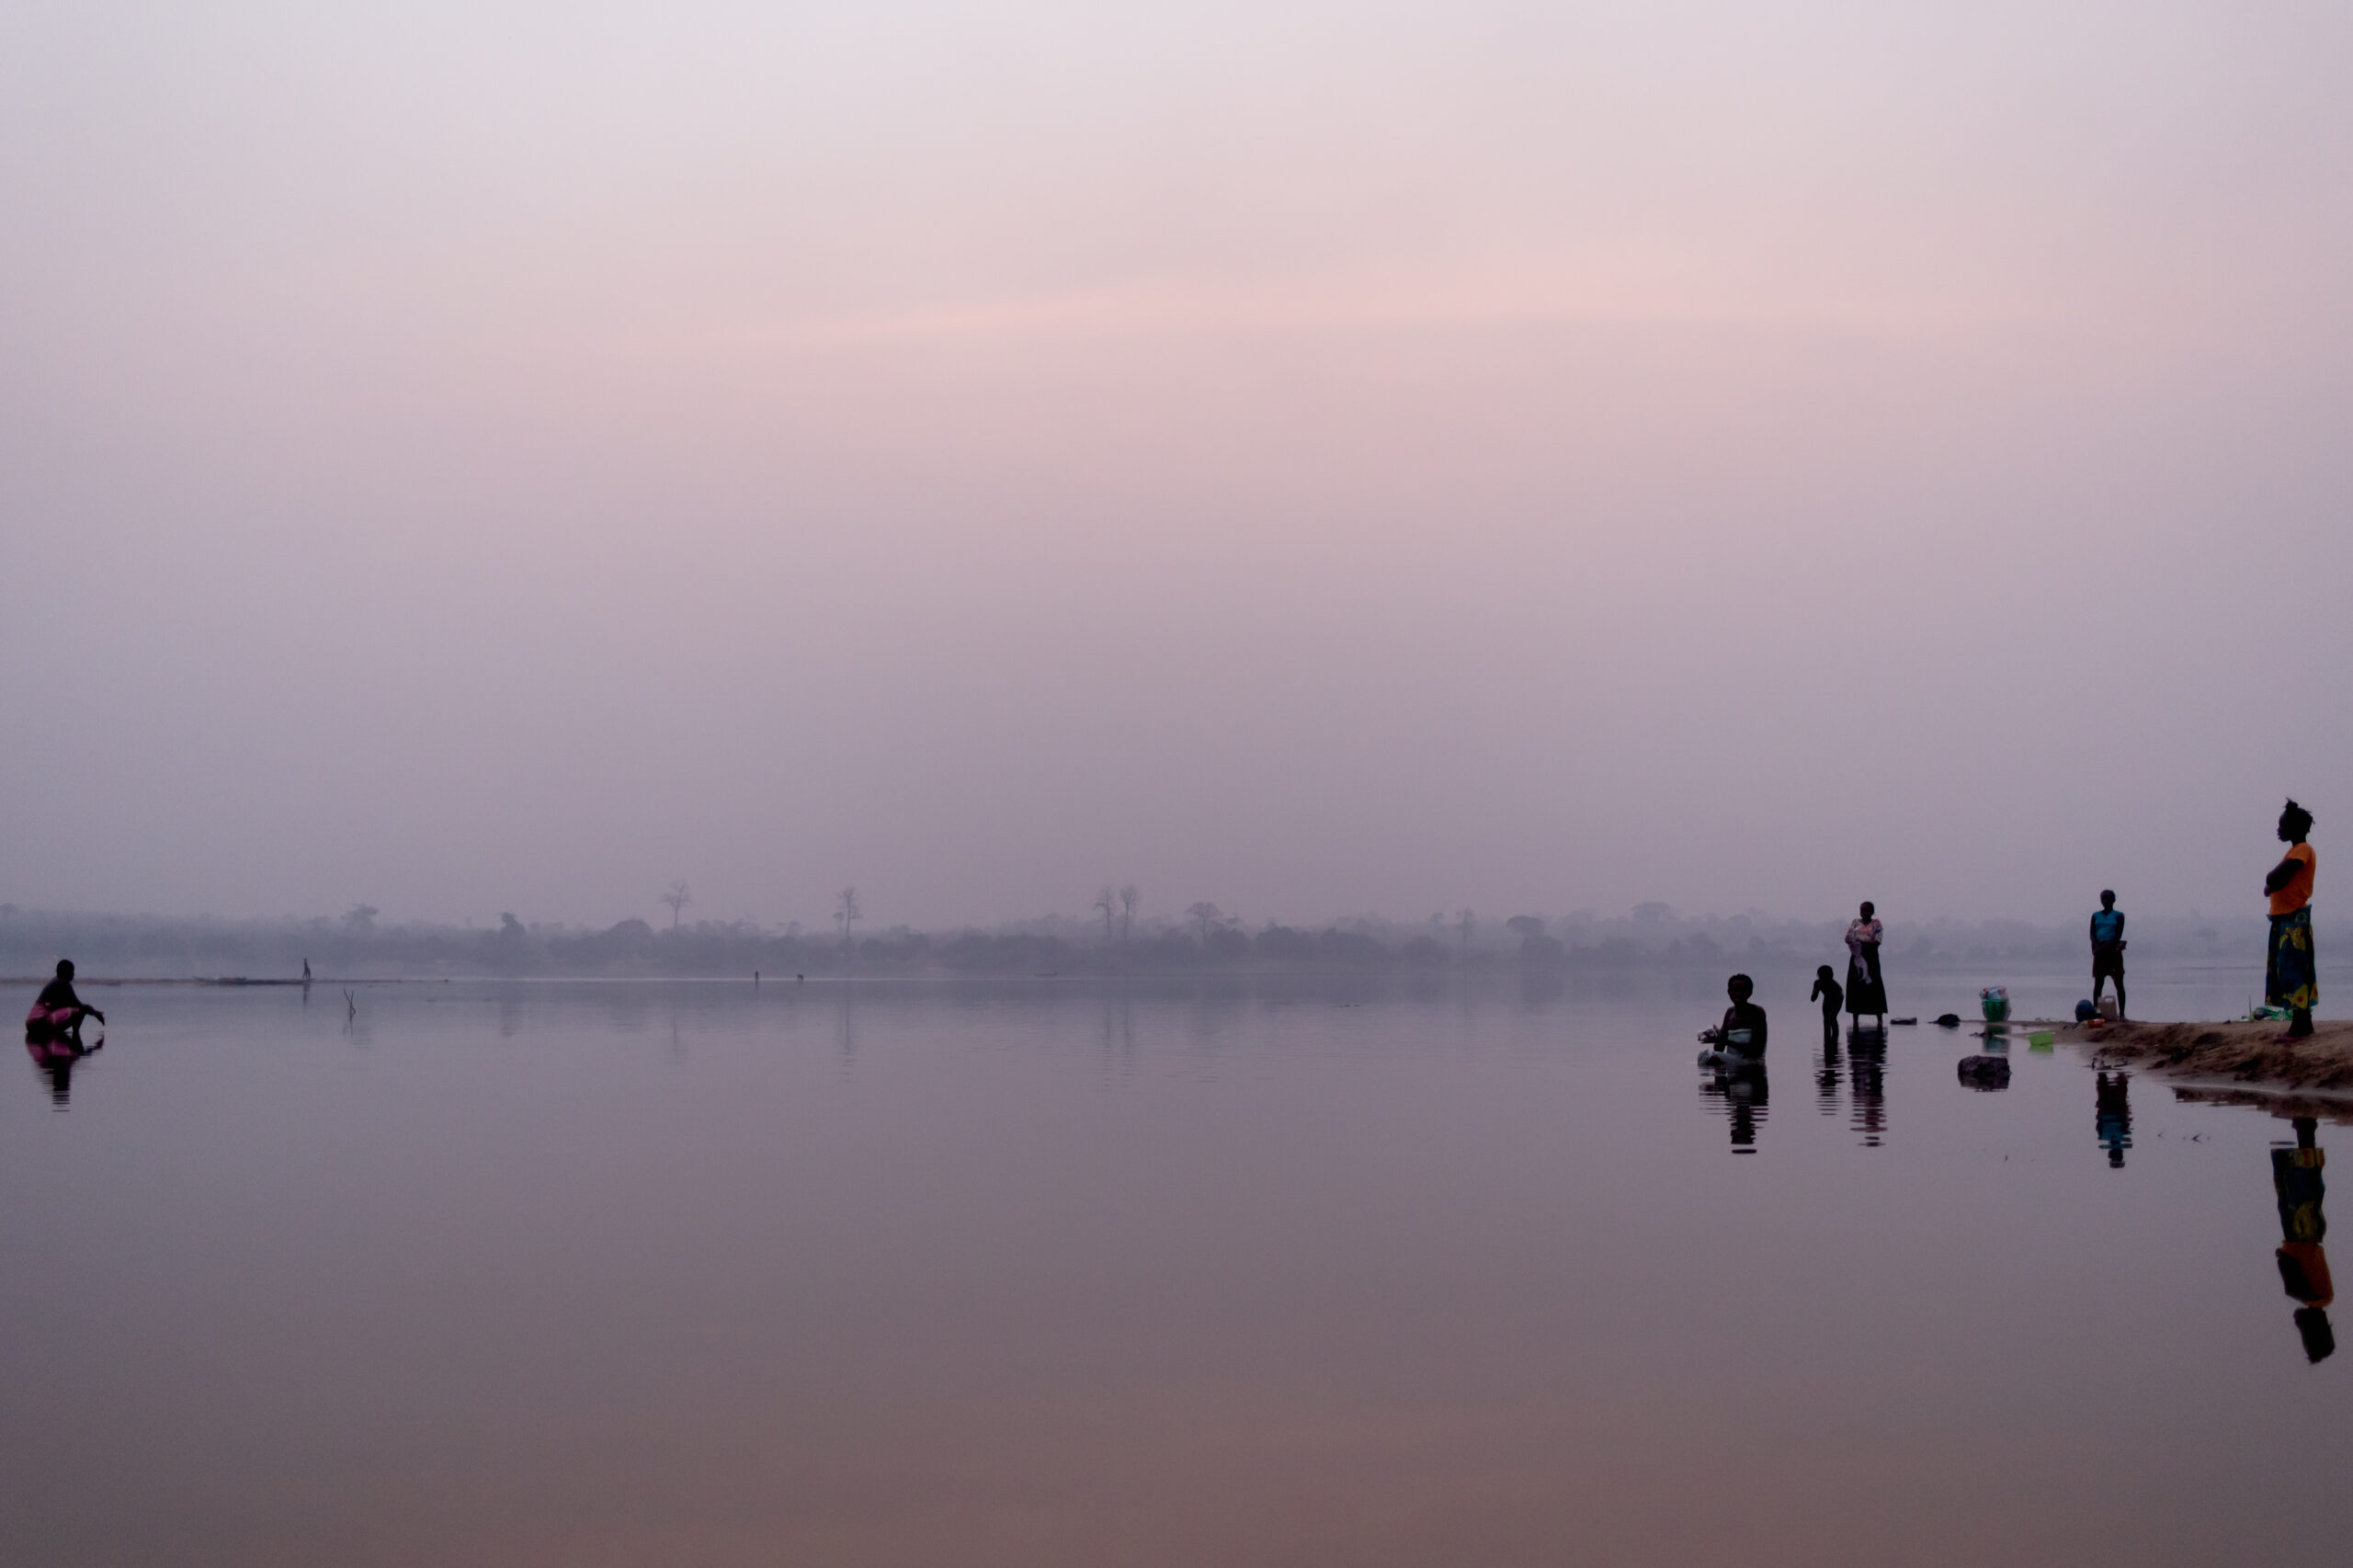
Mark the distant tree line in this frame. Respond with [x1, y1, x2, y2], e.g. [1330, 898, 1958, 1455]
[0, 899, 2293, 981]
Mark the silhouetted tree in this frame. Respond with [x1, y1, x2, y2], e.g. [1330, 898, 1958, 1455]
[661, 881, 691, 928]
[1119, 885, 1139, 940]
[1456, 909, 1476, 960]
[344, 903, 380, 940]
[1187, 902, 1230, 943]
[836, 887, 862, 946]
[488, 913, 536, 971]
[1093, 886, 1118, 940]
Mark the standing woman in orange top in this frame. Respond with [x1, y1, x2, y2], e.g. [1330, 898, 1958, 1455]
[2264, 799, 2318, 1040]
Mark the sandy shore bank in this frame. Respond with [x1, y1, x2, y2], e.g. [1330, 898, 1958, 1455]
[2060, 1018, 2353, 1095]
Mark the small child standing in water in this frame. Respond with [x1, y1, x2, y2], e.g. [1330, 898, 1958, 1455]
[1811, 964, 1844, 1041]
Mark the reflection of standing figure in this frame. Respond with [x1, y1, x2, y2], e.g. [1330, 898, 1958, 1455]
[1814, 1029, 1843, 1117]
[2094, 1071, 2132, 1168]
[1847, 1026, 1887, 1148]
[2272, 1117, 2333, 1363]
[1845, 902, 1887, 1026]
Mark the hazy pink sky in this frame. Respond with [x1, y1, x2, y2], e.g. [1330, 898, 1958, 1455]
[4, 2, 2349, 928]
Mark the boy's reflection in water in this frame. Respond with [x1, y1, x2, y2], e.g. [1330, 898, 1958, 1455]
[24, 1036, 99, 1110]
[1814, 1032, 1842, 1118]
[1847, 1025, 1887, 1148]
[2095, 1071, 2133, 1168]
[1699, 1062, 1769, 1153]
[2271, 1117, 2334, 1364]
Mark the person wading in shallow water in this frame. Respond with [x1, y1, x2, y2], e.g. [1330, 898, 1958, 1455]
[1810, 964, 1844, 1046]
[2089, 890, 2127, 1020]
[1699, 973, 1768, 1062]
[1845, 902, 1887, 1028]
[2264, 800, 2317, 1040]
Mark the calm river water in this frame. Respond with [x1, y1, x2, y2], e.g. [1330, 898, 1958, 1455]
[3, 968, 2345, 1566]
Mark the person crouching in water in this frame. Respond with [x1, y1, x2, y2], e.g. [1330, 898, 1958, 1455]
[1699, 973, 1768, 1062]
[25, 960, 104, 1041]
[1810, 964, 1844, 1045]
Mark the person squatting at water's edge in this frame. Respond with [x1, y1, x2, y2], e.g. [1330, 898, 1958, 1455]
[24, 960, 104, 1110]
[26, 960, 103, 1042]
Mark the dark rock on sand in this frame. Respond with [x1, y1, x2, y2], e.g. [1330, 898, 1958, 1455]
[1957, 1055, 2011, 1090]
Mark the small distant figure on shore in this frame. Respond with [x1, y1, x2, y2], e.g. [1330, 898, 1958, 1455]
[2270, 1117, 2333, 1363]
[1845, 902, 1887, 1027]
[1699, 972, 1768, 1062]
[2089, 891, 2127, 1020]
[2264, 799, 2317, 1040]
[25, 960, 104, 1042]
[301, 957, 312, 983]
[1810, 964, 1844, 1044]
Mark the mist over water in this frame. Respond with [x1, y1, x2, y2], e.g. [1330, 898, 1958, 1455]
[4, 3, 2351, 927]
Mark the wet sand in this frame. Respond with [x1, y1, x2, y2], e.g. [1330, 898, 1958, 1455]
[2063, 1018, 2353, 1093]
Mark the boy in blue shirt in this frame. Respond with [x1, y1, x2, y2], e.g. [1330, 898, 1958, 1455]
[2089, 891, 2126, 1019]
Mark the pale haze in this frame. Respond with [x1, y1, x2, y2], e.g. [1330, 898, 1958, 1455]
[3, 2, 2347, 930]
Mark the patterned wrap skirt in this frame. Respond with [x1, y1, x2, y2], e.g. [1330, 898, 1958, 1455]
[1846, 952, 1888, 1017]
[2268, 906, 2317, 1011]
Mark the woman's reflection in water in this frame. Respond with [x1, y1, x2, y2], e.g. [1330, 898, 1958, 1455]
[2095, 1071, 2133, 1168]
[2271, 1117, 2334, 1363]
[24, 1035, 99, 1110]
[1700, 1062, 1769, 1153]
[1847, 1024, 1887, 1147]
